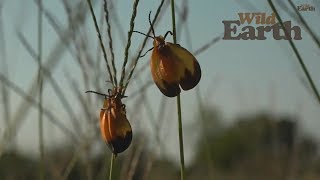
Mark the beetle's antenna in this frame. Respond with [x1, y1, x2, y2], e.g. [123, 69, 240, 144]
[132, 31, 154, 39]
[85, 90, 109, 97]
[164, 31, 173, 39]
[148, 11, 155, 37]
[139, 47, 154, 57]
[117, 94, 128, 99]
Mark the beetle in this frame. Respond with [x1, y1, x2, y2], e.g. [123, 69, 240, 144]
[133, 12, 201, 97]
[86, 88, 132, 155]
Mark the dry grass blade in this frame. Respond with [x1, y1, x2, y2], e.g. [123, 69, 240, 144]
[35, 0, 45, 179]
[41, 1, 88, 63]
[17, 31, 84, 138]
[123, 0, 167, 93]
[64, 72, 102, 180]
[92, 6, 105, 93]
[287, 0, 320, 49]
[128, 60, 149, 84]
[6, 1, 88, 152]
[120, 90, 149, 179]
[119, 0, 140, 88]
[62, 0, 91, 91]
[41, 4, 70, 52]
[141, 96, 169, 180]
[194, 34, 223, 56]
[0, 0, 11, 134]
[62, 0, 84, 66]
[62, 1, 97, 97]
[107, 1, 127, 46]
[86, 0, 115, 86]
[104, 0, 117, 86]
[275, 0, 320, 49]
[61, 150, 79, 180]
[123, 1, 170, 88]
[128, 80, 153, 99]
[268, 0, 320, 104]
[126, 137, 146, 179]
[0, 0, 6, 58]
[195, 87, 216, 179]
[66, 75, 95, 130]
[174, 1, 190, 41]
[0, 73, 79, 156]
[125, 76, 157, 179]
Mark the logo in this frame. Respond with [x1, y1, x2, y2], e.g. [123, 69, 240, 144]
[297, 4, 315, 11]
[222, 12, 302, 40]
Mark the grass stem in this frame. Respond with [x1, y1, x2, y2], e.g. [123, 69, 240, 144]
[103, 0, 118, 87]
[122, 0, 166, 95]
[176, 94, 185, 180]
[119, 0, 140, 88]
[267, 0, 320, 104]
[36, 0, 44, 179]
[109, 153, 115, 180]
[170, 0, 185, 179]
[287, 0, 320, 49]
[85, 0, 115, 86]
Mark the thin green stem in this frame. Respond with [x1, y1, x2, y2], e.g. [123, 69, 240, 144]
[36, 0, 44, 179]
[170, 0, 185, 179]
[267, 0, 320, 104]
[171, 0, 177, 43]
[176, 94, 185, 180]
[109, 154, 115, 180]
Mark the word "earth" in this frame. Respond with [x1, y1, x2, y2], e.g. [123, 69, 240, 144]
[222, 12, 302, 40]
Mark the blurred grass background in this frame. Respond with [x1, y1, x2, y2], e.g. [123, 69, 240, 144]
[0, 0, 320, 179]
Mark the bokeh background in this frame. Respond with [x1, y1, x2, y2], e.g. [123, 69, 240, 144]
[0, 0, 319, 179]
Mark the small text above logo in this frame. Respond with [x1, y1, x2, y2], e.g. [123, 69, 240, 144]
[297, 4, 315, 11]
